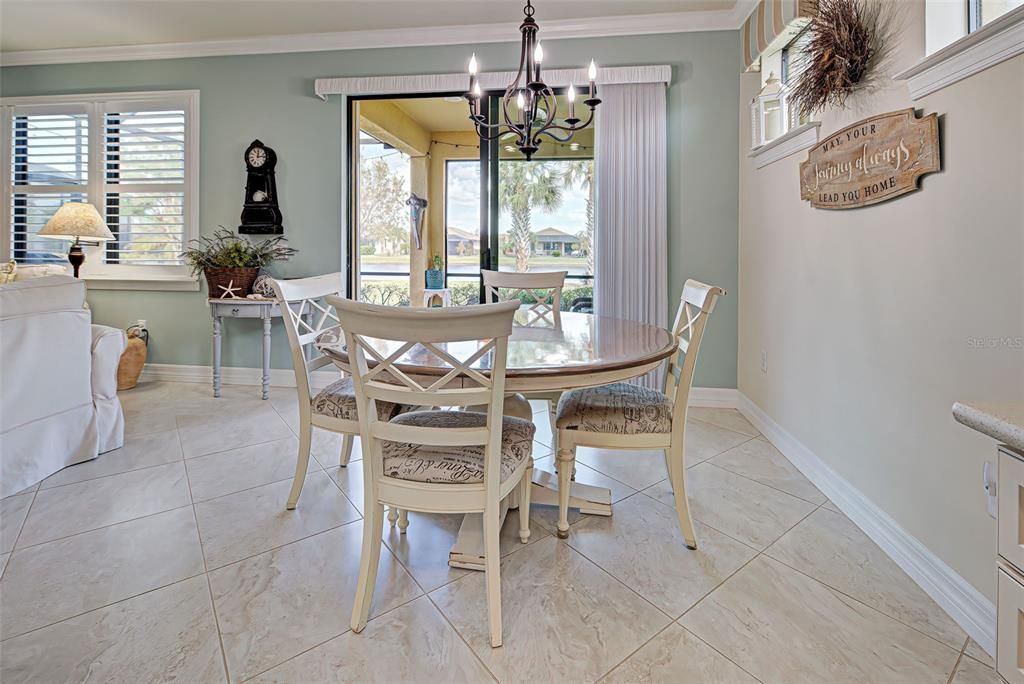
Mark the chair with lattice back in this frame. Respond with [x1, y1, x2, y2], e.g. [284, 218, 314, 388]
[553, 279, 725, 546]
[328, 296, 533, 648]
[481, 269, 567, 439]
[271, 273, 410, 516]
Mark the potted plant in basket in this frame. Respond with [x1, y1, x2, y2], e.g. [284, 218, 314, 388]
[182, 228, 297, 298]
[425, 254, 444, 290]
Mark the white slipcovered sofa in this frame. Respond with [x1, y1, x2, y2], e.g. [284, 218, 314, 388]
[0, 274, 126, 497]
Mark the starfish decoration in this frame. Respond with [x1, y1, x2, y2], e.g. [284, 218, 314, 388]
[218, 280, 241, 299]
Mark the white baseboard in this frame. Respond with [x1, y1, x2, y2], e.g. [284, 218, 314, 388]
[138, 363, 339, 390]
[688, 387, 740, 408]
[737, 391, 996, 656]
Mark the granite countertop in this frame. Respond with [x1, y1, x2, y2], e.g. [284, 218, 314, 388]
[953, 401, 1024, 452]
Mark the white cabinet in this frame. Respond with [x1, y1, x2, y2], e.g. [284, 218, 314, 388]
[998, 446, 1024, 683]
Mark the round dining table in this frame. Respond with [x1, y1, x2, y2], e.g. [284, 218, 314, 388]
[316, 308, 677, 569]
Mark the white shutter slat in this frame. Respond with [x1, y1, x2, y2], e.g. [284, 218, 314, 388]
[104, 109, 187, 265]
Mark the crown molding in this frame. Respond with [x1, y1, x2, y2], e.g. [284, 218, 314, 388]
[0, 4, 758, 68]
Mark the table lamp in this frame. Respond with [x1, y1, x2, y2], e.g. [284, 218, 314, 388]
[37, 201, 114, 278]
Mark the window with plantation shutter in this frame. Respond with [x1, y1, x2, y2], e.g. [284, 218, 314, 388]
[104, 109, 188, 265]
[1, 91, 199, 290]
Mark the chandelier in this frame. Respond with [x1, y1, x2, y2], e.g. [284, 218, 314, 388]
[464, 0, 600, 160]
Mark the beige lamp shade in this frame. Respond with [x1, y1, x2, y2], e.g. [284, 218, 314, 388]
[38, 202, 114, 241]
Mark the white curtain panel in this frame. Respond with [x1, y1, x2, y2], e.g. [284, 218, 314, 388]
[594, 83, 669, 386]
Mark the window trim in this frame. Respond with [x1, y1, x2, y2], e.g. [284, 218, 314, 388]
[900, 3, 1024, 100]
[0, 89, 200, 291]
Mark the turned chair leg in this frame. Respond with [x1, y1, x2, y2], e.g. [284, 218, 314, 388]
[519, 462, 533, 544]
[397, 509, 409, 534]
[666, 445, 698, 549]
[350, 501, 385, 633]
[286, 422, 313, 510]
[556, 445, 575, 539]
[340, 433, 354, 467]
[483, 502, 503, 647]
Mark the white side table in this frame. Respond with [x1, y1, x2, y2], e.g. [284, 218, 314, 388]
[421, 288, 452, 307]
[208, 298, 281, 400]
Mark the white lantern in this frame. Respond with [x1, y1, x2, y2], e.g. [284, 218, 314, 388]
[750, 72, 788, 147]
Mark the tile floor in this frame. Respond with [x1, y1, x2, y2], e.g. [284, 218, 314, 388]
[0, 382, 998, 683]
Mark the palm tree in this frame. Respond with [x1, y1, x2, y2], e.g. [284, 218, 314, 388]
[498, 161, 563, 272]
[562, 159, 594, 276]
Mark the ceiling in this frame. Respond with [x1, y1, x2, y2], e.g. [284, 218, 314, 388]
[0, 0, 747, 60]
[393, 97, 476, 133]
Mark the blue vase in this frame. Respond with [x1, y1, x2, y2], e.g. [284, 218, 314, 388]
[425, 269, 444, 290]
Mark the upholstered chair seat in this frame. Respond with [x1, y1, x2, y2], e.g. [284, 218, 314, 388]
[311, 377, 403, 422]
[383, 411, 535, 484]
[556, 382, 673, 435]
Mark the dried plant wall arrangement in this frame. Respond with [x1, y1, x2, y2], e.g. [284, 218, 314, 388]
[789, 0, 894, 117]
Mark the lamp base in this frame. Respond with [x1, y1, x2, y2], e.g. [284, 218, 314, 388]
[67, 240, 85, 278]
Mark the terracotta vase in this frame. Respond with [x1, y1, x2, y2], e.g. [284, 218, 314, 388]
[117, 326, 149, 391]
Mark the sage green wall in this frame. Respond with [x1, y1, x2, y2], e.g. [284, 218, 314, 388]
[1, 31, 740, 387]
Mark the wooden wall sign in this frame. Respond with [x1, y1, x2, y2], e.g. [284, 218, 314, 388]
[800, 108, 940, 209]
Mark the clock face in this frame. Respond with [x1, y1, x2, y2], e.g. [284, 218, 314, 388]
[252, 190, 267, 202]
[247, 147, 267, 168]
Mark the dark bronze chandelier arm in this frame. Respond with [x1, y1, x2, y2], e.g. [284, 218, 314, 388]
[473, 124, 520, 142]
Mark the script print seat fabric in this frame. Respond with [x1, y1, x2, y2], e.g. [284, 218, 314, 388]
[311, 377, 402, 422]
[383, 411, 535, 484]
[556, 382, 673, 435]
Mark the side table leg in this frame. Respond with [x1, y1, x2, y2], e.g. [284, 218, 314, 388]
[212, 315, 223, 398]
[262, 316, 272, 400]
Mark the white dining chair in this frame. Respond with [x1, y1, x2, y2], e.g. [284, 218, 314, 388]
[329, 296, 533, 648]
[553, 279, 725, 546]
[271, 273, 410, 518]
[481, 269, 567, 445]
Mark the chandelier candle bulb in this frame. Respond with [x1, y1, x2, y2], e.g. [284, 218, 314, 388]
[462, 0, 600, 159]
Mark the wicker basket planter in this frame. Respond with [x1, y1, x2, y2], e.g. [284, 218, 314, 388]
[204, 267, 260, 298]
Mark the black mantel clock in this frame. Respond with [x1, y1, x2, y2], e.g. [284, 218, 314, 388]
[239, 139, 284, 234]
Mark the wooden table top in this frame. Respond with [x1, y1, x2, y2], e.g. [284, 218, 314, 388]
[316, 309, 676, 380]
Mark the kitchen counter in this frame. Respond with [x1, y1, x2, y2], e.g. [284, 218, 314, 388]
[953, 400, 1024, 452]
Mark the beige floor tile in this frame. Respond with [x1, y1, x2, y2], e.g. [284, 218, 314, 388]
[0, 575, 225, 684]
[176, 403, 292, 458]
[384, 509, 550, 593]
[601, 623, 758, 684]
[123, 406, 180, 438]
[645, 463, 816, 550]
[964, 638, 994, 666]
[823, 499, 842, 513]
[0, 493, 33, 553]
[17, 462, 191, 548]
[185, 437, 318, 503]
[209, 522, 421, 682]
[688, 407, 760, 437]
[41, 430, 183, 489]
[383, 510, 471, 592]
[682, 419, 756, 465]
[680, 555, 959, 684]
[194, 470, 359, 569]
[3, 482, 40, 499]
[431, 536, 671, 683]
[529, 454, 637, 532]
[765, 507, 967, 649]
[0, 507, 204, 640]
[575, 446, 672, 490]
[569, 494, 757, 616]
[249, 596, 494, 684]
[952, 655, 1000, 683]
[0, 552, 9, 577]
[710, 437, 826, 504]
[327, 462, 365, 514]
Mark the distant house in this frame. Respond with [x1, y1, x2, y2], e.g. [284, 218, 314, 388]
[533, 227, 579, 256]
[446, 226, 480, 257]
